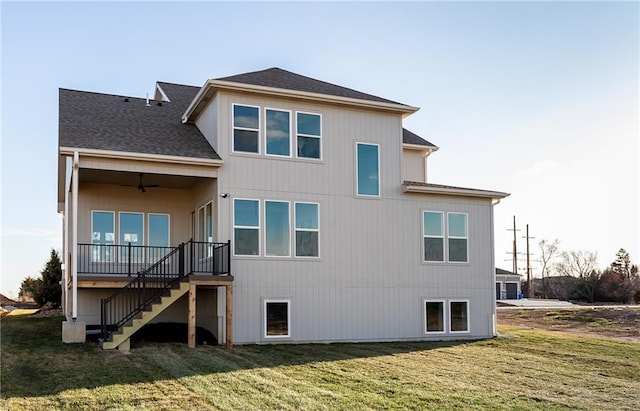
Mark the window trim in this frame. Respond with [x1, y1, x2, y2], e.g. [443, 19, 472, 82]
[147, 213, 170, 246]
[232, 103, 261, 155]
[264, 200, 291, 258]
[295, 111, 322, 160]
[265, 107, 292, 158]
[263, 298, 291, 339]
[118, 211, 144, 246]
[422, 211, 445, 263]
[91, 210, 115, 244]
[355, 142, 381, 198]
[233, 198, 261, 257]
[294, 201, 320, 258]
[423, 299, 446, 335]
[447, 212, 468, 263]
[90, 210, 116, 263]
[449, 299, 470, 334]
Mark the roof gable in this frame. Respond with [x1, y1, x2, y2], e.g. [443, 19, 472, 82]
[215, 67, 403, 105]
[402, 128, 438, 148]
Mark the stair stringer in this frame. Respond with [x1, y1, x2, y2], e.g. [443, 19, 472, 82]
[101, 281, 190, 350]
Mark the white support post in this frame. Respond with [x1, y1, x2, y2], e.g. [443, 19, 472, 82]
[72, 151, 79, 319]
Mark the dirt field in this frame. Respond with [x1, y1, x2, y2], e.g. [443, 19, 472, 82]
[498, 306, 640, 342]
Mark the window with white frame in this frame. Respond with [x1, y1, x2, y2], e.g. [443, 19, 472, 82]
[356, 142, 380, 197]
[148, 213, 170, 262]
[296, 112, 321, 159]
[233, 104, 260, 154]
[264, 299, 290, 338]
[265, 108, 291, 157]
[447, 213, 468, 263]
[233, 199, 260, 256]
[119, 212, 144, 263]
[423, 211, 444, 262]
[424, 300, 445, 333]
[265, 201, 290, 257]
[91, 211, 115, 262]
[449, 300, 469, 332]
[294, 202, 319, 257]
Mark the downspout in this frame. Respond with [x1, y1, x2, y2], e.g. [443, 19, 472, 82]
[72, 151, 79, 320]
[490, 198, 501, 336]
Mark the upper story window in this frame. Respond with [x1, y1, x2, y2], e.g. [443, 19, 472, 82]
[448, 213, 468, 263]
[423, 211, 444, 262]
[233, 199, 260, 256]
[294, 202, 319, 257]
[266, 109, 291, 157]
[265, 200, 290, 257]
[233, 104, 260, 154]
[422, 211, 468, 263]
[232, 103, 321, 161]
[356, 142, 380, 197]
[297, 112, 321, 159]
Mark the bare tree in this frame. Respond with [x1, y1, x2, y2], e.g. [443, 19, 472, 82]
[555, 250, 599, 302]
[538, 239, 560, 298]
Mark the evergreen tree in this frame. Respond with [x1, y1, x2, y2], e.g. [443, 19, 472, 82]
[34, 249, 62, 307]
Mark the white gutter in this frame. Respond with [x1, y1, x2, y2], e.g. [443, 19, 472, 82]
[403, 183, 509, 200]
[72, 151, 79, 319]
[59, 147, 223, 167]
[182, 80, 420, 123]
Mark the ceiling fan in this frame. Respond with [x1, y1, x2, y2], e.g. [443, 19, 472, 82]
[122, 173, 159, 193]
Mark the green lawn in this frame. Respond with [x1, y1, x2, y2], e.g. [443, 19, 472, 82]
[2, 314, 639, 410]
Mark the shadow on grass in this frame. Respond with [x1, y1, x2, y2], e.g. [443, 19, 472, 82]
[1, 314, 475, 399]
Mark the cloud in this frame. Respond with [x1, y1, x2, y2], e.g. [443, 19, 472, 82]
[517, 161, 558, 176]
[2, 227, 61, 243]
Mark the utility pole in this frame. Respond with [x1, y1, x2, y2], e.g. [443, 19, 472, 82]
[506, 216, 520, 274]
[523, 224, 535, 298]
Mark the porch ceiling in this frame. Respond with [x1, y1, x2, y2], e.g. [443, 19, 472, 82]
[79, 169, 202, 189]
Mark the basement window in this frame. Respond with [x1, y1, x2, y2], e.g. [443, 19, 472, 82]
[264, 299, 290, 338]
[424, 300, 445, 334]
[450, 300, 469, 333]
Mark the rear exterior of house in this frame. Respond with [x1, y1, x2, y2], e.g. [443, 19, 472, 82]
[58, 68, 508, 349]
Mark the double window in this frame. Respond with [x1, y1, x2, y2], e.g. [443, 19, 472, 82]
[423, 299, 469, 334]
[233, 104, 322, 160]
[233, 199, 319, 258]
[422, 212, 468, 263]
[356, 142, 380, 197]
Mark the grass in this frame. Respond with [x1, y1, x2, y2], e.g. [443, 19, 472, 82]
[2, 314, 639, 410]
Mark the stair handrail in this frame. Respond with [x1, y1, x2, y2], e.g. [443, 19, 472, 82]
[100, 242, 186, 341]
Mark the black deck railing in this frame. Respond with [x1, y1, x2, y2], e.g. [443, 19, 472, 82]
[77, 243, 174, 276]
[99, 240, 230, 341]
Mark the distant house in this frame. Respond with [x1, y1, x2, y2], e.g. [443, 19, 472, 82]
[57, 67, 508, 349]
[495, 268, 521, 300]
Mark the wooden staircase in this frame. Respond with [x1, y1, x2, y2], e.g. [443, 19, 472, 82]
[101, 281, 190, 350]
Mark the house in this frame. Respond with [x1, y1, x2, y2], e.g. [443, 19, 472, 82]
[57, 67, 508, 349]
[495, 268, 522, 300]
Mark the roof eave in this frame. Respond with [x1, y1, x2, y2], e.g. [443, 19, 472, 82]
[403, 143, 439, 152]
[59, 146, 223, 167]
[403, 183, 510, 200]
[183, 79, 420, 123]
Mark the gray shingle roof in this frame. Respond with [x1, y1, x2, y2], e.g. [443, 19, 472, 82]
[403, 128, 437, 148]
[59, 84, 220, 160]
[215, 67, 408, 106]
[496, 268, 521, 276]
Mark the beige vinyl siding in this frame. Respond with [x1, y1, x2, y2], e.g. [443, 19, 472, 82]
[195, 98, 219, 153]
[192, 90, 498, 344]
[77, 183, 193, 245]
[402, 149, 426, 183]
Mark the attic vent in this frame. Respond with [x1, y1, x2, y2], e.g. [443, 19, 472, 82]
[157, 102, 162, 106]
[124, 98, 129, 102]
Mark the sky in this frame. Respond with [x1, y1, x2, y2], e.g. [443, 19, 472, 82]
[1, 1, 638, 297]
